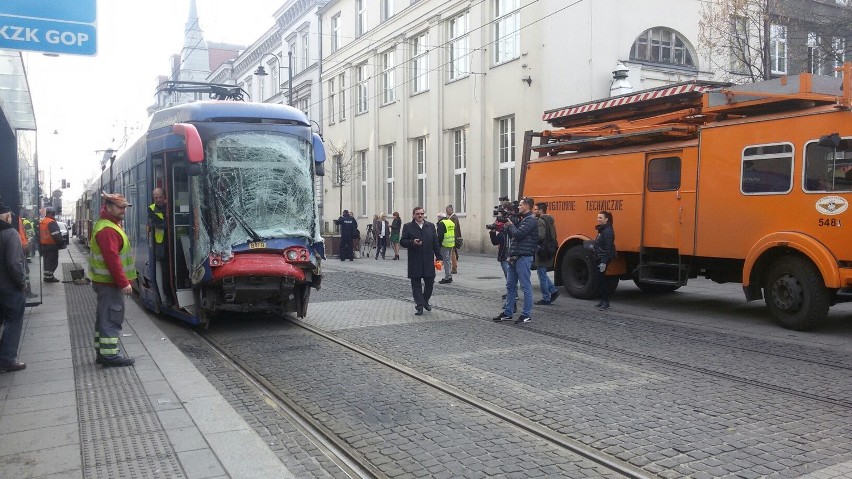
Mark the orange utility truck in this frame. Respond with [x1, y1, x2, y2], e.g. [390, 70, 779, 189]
[521, 65, 852, 330]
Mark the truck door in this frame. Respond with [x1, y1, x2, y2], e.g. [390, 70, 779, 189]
[642, 151, 697, 254]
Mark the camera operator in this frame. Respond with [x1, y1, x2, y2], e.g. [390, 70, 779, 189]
[492, 197, 538, 324]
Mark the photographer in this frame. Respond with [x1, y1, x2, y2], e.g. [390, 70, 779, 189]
[492, 197, 538, 324]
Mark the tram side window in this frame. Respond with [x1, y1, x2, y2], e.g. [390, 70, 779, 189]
[647, 157, 681, 191]
[741, 143, 793, 194]
[804, 138, 852, 192]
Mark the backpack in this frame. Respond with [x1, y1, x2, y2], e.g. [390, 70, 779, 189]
[540, 218, 557, 258]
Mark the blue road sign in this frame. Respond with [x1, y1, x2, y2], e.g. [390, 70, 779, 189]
[0, 0, 97, 56]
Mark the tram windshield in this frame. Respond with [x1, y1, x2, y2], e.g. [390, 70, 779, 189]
[195, 131, 316, 253]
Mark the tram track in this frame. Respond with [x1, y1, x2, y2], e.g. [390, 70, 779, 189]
[197, 319, 649, 479]
[196, 329, 382, 479]
[332, 272, 852, 410]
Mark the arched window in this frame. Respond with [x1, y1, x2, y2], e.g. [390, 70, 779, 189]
[631, 27, 696, 68]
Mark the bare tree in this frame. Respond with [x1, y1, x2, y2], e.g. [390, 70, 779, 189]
[700, 0, 852, 83]
[699, 0, 777, 82]
[327, 141, 359, 221]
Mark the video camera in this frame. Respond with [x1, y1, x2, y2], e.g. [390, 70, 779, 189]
[485, 196, 520, 230]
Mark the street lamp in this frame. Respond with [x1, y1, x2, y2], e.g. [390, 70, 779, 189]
[253, 51, 293, 106]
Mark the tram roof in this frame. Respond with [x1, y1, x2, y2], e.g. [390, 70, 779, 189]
[149, 101, 310, 131]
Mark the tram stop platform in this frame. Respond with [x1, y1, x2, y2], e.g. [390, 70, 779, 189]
[0, 247, 295, 478]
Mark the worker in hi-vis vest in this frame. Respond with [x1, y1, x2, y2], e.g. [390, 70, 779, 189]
[89, 192, 136, 368]
[436, 213, 455, 284]
[147, 188, 173, 306]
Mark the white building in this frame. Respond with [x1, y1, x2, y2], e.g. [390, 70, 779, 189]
[317, 0, 715, 251]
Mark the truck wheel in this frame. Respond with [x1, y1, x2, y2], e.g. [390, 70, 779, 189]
[633, 279, 681, 294]
[764, 256, 829, 331]
[561, 245, 599, 299]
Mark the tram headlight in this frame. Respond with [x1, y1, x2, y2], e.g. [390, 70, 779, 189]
[285, 249, 299, 261]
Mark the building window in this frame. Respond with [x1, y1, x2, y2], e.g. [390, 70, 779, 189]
[384, 144, 395, 212]
[381, 0, 394, 22]
[359, 150, 368, 216]
[497, 116, 515, 200]
[288, 41, 297, 74]
[808, 33, 822, 74]
[339, 72, 347, 121]
[494, 0, 520, 64]
[832, 37, 846, 78]
[356, 0, 366, 37]
[356, 64, 368, 114]
[301, 31, 310, 71]
[298, 97, 309, 117]
[328, 78, 335, 123]
[331, 13, 340, 53]
[729, 16, 748, 74]
[452, 129, 467, 214]
[411, 32, 429, 93]
[415, 137, 426, 210]
[449, 12, 470, 80]
[631, 27, 695, 68]
[770, 24, 787, 75]
[382, 50, 395, 104]
[268, 58, 279, 100]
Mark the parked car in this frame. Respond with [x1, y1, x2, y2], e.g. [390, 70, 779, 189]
[58, 222, 69, 244]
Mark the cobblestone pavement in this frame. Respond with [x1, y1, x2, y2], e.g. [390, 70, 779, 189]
[171, 266, 852, 479]
[202, 317, 625, 478]
[297, 271, 852, 479]
[174, 334, 350, 479]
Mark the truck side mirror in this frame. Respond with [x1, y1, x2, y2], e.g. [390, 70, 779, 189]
[818, 133, 841, 148]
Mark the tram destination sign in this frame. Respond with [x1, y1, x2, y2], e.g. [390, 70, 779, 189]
[0, 0, 97, 56]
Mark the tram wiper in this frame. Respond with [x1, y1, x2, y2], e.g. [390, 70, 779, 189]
[211, 188, 264, 244]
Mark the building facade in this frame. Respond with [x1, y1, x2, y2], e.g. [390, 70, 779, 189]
[317, 0, 714, 251]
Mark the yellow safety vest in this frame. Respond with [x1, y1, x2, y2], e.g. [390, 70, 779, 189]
[89, 219, 137, 283]
[149, 204, 164, 244]
[440, 219, 455, 248]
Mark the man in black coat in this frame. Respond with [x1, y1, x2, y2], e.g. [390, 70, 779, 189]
[399, 206, 442, 315]
[0, 202, 27, 372]
[335, 210, 358, 261]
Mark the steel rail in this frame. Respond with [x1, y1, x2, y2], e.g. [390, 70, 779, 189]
[196, 329, 384, 479]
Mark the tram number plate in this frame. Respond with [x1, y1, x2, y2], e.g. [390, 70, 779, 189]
[248, 241, 267, 249]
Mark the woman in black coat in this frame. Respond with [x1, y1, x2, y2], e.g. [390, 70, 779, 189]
[593, 210, 616, 310]
[400, 207, 442, 315]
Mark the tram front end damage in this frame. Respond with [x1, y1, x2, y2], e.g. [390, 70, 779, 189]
[193, 245, 322, 318]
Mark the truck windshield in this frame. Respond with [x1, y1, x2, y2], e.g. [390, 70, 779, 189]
[804, 140, 852, 192]
[195, 131, 316, 253]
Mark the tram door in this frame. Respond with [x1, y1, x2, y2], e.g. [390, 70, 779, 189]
[170, 162, 194, 309]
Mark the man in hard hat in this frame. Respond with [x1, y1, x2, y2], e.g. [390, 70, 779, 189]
[89, 193, 136, 367]
[39, 207, 65, 283]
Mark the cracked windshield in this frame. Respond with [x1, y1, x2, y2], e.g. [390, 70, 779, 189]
[194, 132, 316, 255]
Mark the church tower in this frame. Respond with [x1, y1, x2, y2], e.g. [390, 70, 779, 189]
[176, 0, 210, 103]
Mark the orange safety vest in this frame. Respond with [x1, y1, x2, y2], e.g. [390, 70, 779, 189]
[39, 217, 58, 246]
[17, 218, 27, 248]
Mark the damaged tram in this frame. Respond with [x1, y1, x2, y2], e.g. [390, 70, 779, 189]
[90, 101, 326, 326]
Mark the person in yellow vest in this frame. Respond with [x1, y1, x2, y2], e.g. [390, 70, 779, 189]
[148, 188, 173, 306]
[436, 212, 455, 284]
[89, 192, 136, 367]
[21, 216, 34, 260]
[39, 207, 66, 282]
[445, 204, 462, 274]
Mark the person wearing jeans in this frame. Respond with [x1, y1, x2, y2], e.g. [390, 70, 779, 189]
[493, 197, 538, 324]
[533, 202, 559, 305]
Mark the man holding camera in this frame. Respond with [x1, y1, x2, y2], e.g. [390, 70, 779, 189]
[493, 197, 538, 324]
